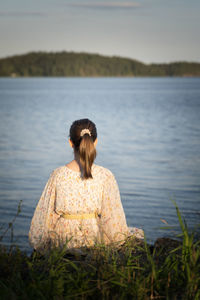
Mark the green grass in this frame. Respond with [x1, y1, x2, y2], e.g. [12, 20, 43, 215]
[0, 202, 199, 300]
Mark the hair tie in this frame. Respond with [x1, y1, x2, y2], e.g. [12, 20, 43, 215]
[80, 128, 91, 137]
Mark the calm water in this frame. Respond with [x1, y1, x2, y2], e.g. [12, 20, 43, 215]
[0, 77, 200, 254]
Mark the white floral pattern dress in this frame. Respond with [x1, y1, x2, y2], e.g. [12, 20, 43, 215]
[29, 164, 144, 252]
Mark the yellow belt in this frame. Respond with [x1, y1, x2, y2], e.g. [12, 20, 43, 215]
[61, 212, 98, 220]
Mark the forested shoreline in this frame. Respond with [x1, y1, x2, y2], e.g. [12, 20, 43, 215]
[0, 51, 200, 77]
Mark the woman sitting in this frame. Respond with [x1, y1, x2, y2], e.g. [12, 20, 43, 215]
[29, 118, 144, 253]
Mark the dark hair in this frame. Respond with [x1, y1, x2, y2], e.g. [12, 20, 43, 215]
[69, 119, 97, 179]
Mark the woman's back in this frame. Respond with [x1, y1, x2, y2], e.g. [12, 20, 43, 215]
[55, 164, 106, 216]
[29, 163, 130, 252]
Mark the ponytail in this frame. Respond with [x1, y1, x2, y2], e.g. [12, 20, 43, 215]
[79, 134, 96, 179]
[69, 119, 97, 179]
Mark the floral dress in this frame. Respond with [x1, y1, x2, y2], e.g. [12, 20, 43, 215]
[29, 164, 144, 252]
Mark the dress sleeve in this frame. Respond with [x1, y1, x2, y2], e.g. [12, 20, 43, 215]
[28, 170, 58, 252]
[99, 172, 130, 245]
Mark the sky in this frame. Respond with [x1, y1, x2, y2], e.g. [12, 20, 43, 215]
[0, 0, 200, 63]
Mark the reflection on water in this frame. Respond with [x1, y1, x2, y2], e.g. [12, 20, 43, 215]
[0, 77, 200, 253]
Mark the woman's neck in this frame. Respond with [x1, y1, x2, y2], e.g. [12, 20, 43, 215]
[66, 159, 81, 172]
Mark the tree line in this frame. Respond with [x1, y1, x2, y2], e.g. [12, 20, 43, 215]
[0, 51, 200, 77]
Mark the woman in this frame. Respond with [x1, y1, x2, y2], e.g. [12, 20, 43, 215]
[29, 118, 143, 253]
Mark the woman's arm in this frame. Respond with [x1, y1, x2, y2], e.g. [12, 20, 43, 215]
[28, 170, 58, 252]
[99, 172, 129, 245]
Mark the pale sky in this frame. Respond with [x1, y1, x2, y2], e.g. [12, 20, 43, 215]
[0, 0, 199, 63]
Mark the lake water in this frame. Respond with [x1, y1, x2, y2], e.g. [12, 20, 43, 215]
[0, 77, 200, 254]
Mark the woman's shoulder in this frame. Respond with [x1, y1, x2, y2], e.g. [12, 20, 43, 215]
[93, 164, 115, 180]
[49, 165, 68, 178]
[49, 164, 115, 181]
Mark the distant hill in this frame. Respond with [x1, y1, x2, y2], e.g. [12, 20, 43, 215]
[0, 51, 200, 77]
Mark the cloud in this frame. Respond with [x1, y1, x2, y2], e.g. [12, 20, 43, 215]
[68, 2, 141, 10]
[0, 11, 46, 18]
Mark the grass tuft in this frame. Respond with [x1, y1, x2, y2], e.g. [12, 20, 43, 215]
[0, 200, 199, 299]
